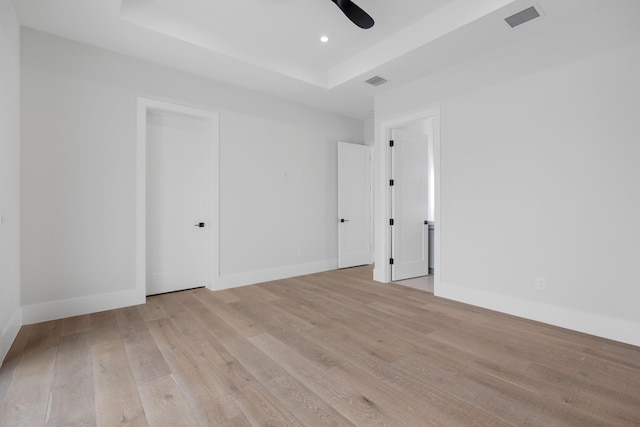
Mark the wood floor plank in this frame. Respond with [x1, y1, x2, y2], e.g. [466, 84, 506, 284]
[137, 295, 168, 322]
[273, 308, 506, 427]
[169, 293, 241, 343]
[0, 363, 17, 414]
[427, 326, 533, 373]
[227, 282, 281, 302]
[1, 325, 32, 367]
[92, 339, 147, 426]
[304, 273, 428, 310]
[270, 276, 441, 338]
[284, 316, 506, 426]
[145, 317, 241, 425]
[472, 357, 639, 426]
[211, 289, 242, 304]
[221, 336, 356, 427]
[249, 332, 409, 427]
[598, 341, 640, 370]
[330, 359, 509, 427]
[89, 309, 120, 330]
[117, 306, 143, 341]
[219, 336, 288, 383]
[2, 265, 640, 426]
[138, 374, 200, 426]
[266, 294, 422, 368]
[193, 338, 306, 427]
[189, 288, 267, 338]
[116, 306, 172, 385]
[269, 288, 438, 364]
[154, 292, 213, 344]
[265, 283, 425, 363]
[89, 309, 122, 346]
[262, 374, 356, 427]
[47, 332, 96, 426]
[0, 321, 60, 426]
[446, 365, 619, 427]
[231, 300, 342, 370]
[525, 362, 640, 425]
[60, 314, 90, 337]
[217, 414, 253, 427]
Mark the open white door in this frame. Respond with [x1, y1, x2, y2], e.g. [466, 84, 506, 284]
[338, 142, 372, 268]
[391, 129, 429, 281]
[146, 112, 212, 295]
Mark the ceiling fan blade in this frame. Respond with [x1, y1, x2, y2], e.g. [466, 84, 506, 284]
[331, 0, 375, 29]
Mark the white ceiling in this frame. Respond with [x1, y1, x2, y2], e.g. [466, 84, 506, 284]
[11, 0, 614, 119]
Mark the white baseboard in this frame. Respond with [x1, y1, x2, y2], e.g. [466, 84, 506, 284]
[437, 281, 640, 347]
[1, 307, 23, 367]
[22, 288, 144, 325]
[214, 259, 338, 290]
[19, 260, 338, 325]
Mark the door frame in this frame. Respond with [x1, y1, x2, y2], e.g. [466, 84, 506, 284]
[374, 107, 440, 289]
[136, 97, 220, 298]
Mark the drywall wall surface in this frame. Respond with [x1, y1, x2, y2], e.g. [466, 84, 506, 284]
[0, 0, 22, 363]
[20, 29, 363, 311]
[374, 2, 640, 344]
[363, 116, 374, 145]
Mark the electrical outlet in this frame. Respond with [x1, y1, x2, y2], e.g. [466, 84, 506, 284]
[536, 277, 546, 290]
[296, 248, 302, 257]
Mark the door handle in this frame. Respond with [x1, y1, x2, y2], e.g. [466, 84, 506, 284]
[195, 222, 205, 228]
[340, 218, 350, 223]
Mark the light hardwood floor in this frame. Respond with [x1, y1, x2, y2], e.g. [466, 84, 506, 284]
[394, 275, 434, 293]
[1, 266, 639, 426]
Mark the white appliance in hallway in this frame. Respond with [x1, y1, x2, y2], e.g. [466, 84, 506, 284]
[390, 129, 429, 281]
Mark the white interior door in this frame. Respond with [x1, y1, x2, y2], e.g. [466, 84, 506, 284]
[146, 112, 212, 295]
[338, 142, 372, 268]
[391, 129, 429, 281]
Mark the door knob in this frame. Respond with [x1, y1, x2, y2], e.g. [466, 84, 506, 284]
[195, 222, 205, 228]
[340, 218, 350, 223]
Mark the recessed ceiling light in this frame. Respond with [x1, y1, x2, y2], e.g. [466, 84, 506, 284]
[320, 35, 329, 43]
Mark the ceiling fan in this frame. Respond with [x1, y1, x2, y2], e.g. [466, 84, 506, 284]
[330, 0, 375, 29]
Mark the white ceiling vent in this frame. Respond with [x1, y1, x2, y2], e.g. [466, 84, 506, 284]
[365, 76, 388, 87]
[505, 6, 541, 28]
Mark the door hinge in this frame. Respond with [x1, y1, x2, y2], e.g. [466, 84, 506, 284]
[389, 258, 395, 265]
[389, 179, 394, 186]
[389, 218, 394, 226]
[389, 140, 394, 147]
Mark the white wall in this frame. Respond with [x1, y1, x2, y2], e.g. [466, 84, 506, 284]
[363, 116, 375, 145]
[0, 0, 22, 364]
[20, 29, 363, 323]
[374, 3, 640, 345]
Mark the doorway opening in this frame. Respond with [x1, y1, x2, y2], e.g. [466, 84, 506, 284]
[389, 119, 434, 291]
[136, 98, 220, 298]
[374, 107, 440, 293]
